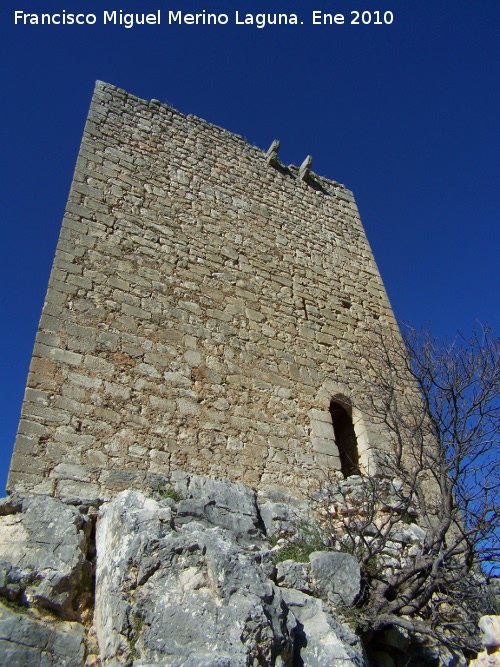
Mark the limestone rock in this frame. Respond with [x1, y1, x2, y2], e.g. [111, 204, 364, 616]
[0, 601, 85, 667]
[172, 471, 262, 543]
[276, 559, 312, 593]
[468, 651, 500, 667]
[95, 490, 293, 666]
[0, 494, 92, 618]
[468, 616, 500, 667]
[309, 551, 361, 606]
[282, 588, 366, 666]
[390, 523, 426, 545]
[258, 488, 321, 544]
[480, 616, 500, 649]
[0, 477, 372, 666]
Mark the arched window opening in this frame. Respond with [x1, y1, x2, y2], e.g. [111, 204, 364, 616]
[329, 400, 360, 478]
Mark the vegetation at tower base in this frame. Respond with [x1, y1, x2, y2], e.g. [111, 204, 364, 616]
[309, 323, 500, 658]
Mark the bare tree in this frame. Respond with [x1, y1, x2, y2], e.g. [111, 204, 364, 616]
[315, 324, 500, 655]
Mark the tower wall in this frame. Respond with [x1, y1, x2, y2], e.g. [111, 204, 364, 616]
[8, 81, 401, 499]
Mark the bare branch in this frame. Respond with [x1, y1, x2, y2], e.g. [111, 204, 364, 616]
[312, 323, 500, 655]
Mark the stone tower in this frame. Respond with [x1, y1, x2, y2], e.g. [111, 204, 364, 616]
[8, 81, 404, 500]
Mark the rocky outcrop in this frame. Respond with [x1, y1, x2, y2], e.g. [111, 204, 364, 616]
[282, 588, 365, 666]
[309, 551, 361, 606]
[0, 494, 94, 666]
[0, 474, 367, 666]
[94, 485, 365, 666]
[0, 493, 93, 619]
[95, 489, 291, 666]
[0, 472, 491, 667]
[0, 603, 86, 667]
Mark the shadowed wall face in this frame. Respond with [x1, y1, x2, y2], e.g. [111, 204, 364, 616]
[8, 81, 400, 500]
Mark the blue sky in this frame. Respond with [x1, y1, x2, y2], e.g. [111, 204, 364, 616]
[1, 0, 498, 494]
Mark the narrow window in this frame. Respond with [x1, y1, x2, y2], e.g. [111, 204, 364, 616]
[329, 400, 360, 477]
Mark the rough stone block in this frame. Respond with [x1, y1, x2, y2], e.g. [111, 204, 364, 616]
[309, 551, 361, 606]
[0, 494, 91, 617]
[0, 603, 85, 667]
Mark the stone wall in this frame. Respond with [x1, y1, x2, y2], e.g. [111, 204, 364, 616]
[8, 81, 402, 500]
